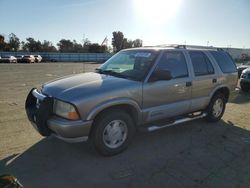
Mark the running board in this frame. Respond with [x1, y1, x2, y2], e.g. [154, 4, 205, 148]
[147, 113, 207, 132]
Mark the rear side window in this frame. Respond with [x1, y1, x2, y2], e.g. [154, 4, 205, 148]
[156, 51, 188, 79]
[210, 51, 237, 73]
[189, 51, 214, 76]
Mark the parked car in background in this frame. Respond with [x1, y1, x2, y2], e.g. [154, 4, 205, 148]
[240, 67, 250, 92]
[237, 61, 250, 78]
[34, 55, 42, 63]
[21, 55, 35, 63]
[15, 55, 24, 63]
[0, 55, 17, 63]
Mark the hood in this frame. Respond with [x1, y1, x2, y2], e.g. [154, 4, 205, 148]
[42, 72, 140, 102]
[242, 67, 250, 74]
[1, 57, 11, 60]
[237, 65, 250, 69]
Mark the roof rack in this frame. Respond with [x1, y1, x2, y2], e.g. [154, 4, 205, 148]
[154, 44, 186, 49]
[143, 44, 224, 51]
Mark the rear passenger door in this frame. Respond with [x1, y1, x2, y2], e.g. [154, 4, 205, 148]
[188, 51, 217, 111]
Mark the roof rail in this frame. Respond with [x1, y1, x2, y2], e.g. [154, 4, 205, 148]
[143, 44, 224, 51]
[154, 44, 186, 49]
[216, 48, 224, 51]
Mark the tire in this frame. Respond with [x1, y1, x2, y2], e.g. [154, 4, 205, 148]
[206, 93, 226, 122]
[91, 110, 135, 156]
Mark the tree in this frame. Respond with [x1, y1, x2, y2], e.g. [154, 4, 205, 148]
[21, 41, 28, 51]
[133, 39, 143, 47]
[112, 31, 143, 52]
[73, 40, 83, 53]
[8, 33, 20, 51]
[112, 31, 124, 52]
[82, 38, 91, 52]
[57, 39, 74, 52]
[0, 35, 6, 51]
[88, 43, 107, 53]
[41, 40, 57, 52]
[23, 38, 42, 52]
[122, 38, 133, 49]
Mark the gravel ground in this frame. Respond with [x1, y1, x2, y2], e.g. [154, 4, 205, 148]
[0, 63, 250, 188]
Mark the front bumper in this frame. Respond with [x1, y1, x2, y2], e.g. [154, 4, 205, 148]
[0, 59, 11, 63]
[240, 79, 250, 89]
[25, 88, 92, 142]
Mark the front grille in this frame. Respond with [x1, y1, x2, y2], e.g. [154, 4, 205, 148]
[25, 89, 53, 136]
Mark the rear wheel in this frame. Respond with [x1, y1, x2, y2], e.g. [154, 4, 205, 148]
[206, 93, 226, 122]
[91, 110, 135, 156]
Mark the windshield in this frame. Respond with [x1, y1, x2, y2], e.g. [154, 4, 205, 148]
[97, 50, 159, 81]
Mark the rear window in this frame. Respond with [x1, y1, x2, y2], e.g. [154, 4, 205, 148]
[210, 51, 237, 73]
[189, 51, 214, 76]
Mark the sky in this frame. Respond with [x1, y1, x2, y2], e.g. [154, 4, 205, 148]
[0, 0, 250, 48]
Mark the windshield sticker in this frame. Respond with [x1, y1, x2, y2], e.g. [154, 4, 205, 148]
[134, 52, 151, 58]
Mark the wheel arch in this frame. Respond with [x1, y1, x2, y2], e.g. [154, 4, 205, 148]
[210, 86, 230, 103]
[86, 98, 142, 124]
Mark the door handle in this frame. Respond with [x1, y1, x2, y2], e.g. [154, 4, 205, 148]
[212, 78, 217, 83]
[186, 81, 192, 87]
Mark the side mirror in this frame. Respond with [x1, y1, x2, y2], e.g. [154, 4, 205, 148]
[149, 69, 172, 82]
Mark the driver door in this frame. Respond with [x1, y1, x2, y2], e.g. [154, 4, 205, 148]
[142, 51, 192, 123]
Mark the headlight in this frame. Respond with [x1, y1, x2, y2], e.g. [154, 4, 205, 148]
[241, 73, 247, 78]
[53, 99, 80, 120]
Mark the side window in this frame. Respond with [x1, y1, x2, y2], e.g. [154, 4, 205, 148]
[189, 51, 214, 76]
[155, 51, 188, 79]
[210, 51, 237, 73]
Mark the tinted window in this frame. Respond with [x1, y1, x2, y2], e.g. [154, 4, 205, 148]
[210, 51, 237, 73]
[156, 51, 188, 79]
[189, 51, 214, 76]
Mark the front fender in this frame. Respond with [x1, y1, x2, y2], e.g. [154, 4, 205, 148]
[85, 98, 142, 122]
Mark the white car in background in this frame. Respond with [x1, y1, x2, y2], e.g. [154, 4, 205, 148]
[0, 55, 17, 63]
[237, 61, 250, 78]
[21, 55, 36, 63]
[15, 55, 24, 63]
[34, 55, 42, 63]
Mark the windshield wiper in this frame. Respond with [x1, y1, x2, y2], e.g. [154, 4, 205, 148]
[95, 68, 128, 79]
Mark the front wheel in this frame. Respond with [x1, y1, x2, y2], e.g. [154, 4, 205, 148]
[91, 110, 135, 156]
[206, 93, 226, 122]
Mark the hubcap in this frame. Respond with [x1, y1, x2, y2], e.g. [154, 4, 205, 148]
[103, 120, 128, 149]
[212, 98, 224, 118]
